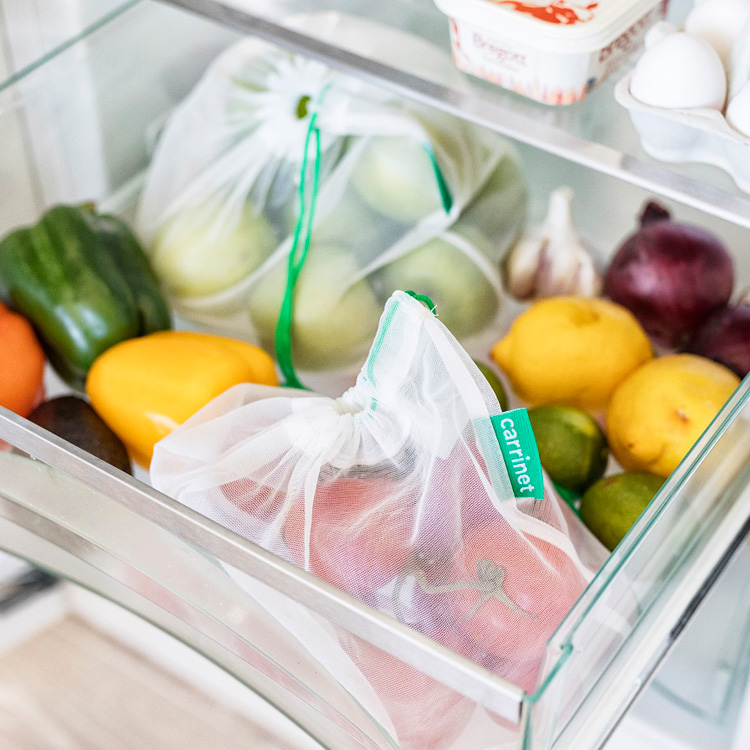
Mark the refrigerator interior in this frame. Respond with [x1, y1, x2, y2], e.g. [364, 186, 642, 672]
[0, 1, 748, 748]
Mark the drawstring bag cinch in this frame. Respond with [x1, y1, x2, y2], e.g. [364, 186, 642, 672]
[151, 286, 610, 750]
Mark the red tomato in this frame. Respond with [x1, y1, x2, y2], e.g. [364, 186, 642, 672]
[459, 473, 501, 533]
[282, 477, 415, 600]
[233, 636, 387, 747]
[472, 648, 543, 729]
[382, 552, 462, 638]
[405, 442, 500, 558]
[486, 654, 541, 695]
[220, 476, 287, 522]
[447, 519, 585, 663]
[438, 440, 502, 534]
[430, 624, 540, 731]
[344, 633, 474, 750]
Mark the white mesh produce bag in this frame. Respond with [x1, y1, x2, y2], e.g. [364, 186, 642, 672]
[151, 291, 606, 748]
[136, 15, 526, 380]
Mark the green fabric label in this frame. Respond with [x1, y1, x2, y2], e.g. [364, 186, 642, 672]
[491, 409, 544, 500]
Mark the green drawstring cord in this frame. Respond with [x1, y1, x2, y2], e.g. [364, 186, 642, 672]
[275, 90, 326, 389]
[404, 290, 437, 315]
[424, 145, 453, 215]
[275, 88, 451, 389]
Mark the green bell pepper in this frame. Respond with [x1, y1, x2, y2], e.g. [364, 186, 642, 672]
[0, 204, 171, 388]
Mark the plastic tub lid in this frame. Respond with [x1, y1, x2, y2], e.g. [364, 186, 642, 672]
[433, 0, 669, 53]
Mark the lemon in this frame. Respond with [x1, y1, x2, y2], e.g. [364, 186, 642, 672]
[492, 297, 652, 411]
[474, 360, 509, 411]
[528, 405, 608, 494]
[580, 472, 664, 551]
[606, 354, 740, 478]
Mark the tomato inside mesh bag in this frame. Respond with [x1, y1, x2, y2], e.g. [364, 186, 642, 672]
[150, 291, 606, 746]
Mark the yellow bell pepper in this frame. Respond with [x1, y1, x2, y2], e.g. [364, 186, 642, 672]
[86, 331, 277, 467]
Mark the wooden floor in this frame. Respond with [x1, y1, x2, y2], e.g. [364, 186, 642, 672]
[0, 617, 298, 749]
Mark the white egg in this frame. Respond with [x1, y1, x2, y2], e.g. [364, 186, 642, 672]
[726, 81, 750, 135]
[630, 31, 727, 110]
[685, 0, 750, 61]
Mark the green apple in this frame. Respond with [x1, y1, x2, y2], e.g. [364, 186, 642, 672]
[350, 137, 444, 224]
[311, 187, 404, 270]
[272, 139, 353, 239]
[314, 189, 378, 243]
[457, 151, 527, 261]
[248, 245, 383, 370]
[376, 233, 499, 338]
[152, 201, 277, 298]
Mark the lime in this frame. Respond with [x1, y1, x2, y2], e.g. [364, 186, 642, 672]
[474, 360, 508, 411]
[580, 472, 664, 551]
[528, 405, 608, 494]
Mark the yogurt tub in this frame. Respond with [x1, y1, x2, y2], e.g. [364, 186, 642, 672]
[433, 0, 671, 105]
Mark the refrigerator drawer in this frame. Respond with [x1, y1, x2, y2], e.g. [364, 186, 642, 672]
[0, 2, 749, 748]
[0, 394, 748, 750]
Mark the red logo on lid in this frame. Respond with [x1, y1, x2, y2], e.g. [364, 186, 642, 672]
[495, 1, 599, 25]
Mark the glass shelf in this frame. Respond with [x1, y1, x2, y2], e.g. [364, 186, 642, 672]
[0, 1, 138, 91]
[161, 0, 750, 229]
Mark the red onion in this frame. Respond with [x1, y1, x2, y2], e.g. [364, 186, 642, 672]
[686, 303, 750, 378]
[605, 202, 734, 349]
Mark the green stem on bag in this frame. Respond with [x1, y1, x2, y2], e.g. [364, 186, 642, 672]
[296, 95, 311, 119]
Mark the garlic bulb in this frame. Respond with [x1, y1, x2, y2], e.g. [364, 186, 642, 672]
[502, 187, 602, 301]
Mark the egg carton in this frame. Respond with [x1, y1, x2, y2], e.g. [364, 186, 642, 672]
[615, 70, 750, 194]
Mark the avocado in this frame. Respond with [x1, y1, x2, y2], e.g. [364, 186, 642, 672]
[28, 395, 131, 475]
